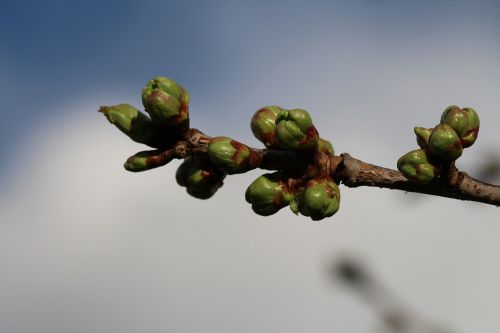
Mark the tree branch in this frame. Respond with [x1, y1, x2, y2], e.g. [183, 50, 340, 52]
[182, 129, 500, 206]
[334, 153, 500, 206]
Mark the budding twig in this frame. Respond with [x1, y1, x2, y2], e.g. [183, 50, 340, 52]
[101, 76, 500, 219]
[183, 129, 500, 206]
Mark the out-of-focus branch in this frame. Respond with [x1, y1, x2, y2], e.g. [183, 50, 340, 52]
[333, 257, 453, 333]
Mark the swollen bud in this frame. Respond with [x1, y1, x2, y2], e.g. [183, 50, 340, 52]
[290, 177, 340, 221]
[414, 127, 432, 149]
[427, 124, 463, 161]
[275, 109, 319, 150]
[99, 104, 161, 147]
[460, 107, 480, 148]
[175, 156, 226, 199]
[440, 105, 480, 148]
[245, 173, 294, 216]
[207, 137, 260, 174]
[317, 138, 335, 155]
[250, 105, 283, 148]
[124, 150, 173, 172]
[141, 76, 189, 129]
[397, 149, 439, 184]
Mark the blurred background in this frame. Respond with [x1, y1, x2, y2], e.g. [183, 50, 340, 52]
[0, 1, 499, 332]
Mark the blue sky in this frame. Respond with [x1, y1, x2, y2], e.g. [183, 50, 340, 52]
[1, 1, 500, 332]
[2, 1, 500, 177]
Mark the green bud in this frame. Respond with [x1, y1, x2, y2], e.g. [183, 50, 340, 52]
[440, 105, 480, 148]
[428, 124, 463, 161]
[414, 127, 433, 149]
[275, 108, 319, 150]
[99, 104, 162, 147]
[141, 76, 189, 128]
[175, 156, 226, 199]
[317, 138, 335, 155]
[460, 107, 480, 148]
[291, 178, 340, 221]
[207, 137, 260, 174]
[124, 150, 173, 172]
[245, 173, 294, 216]
[250, 105, 283, 148]
[397, 149, 439, 184]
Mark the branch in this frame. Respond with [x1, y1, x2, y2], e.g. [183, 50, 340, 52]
[100, 76, 500, 220]
[179, 129, 500, 206]
[334, 153, 500, 206]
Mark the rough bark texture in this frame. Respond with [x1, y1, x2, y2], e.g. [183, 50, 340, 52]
[333, 154, 500, 206]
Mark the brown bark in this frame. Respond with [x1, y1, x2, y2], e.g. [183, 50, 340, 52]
[333, 154, 500, 206]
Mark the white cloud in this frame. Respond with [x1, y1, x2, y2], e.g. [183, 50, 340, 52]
[0, 99, 499, 333]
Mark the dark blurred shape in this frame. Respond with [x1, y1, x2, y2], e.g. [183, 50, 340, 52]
[336, 256, 369, 287]
[331, 256, 454, 333]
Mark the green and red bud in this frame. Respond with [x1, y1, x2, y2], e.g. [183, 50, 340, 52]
[317, 138, 335, 155]
[397, 149, 439, 184]
[245, 173, 295, 216]
[275, 108, 319, 150]
[459, 107, 480, 148]
[99, 103, 162, 147]
[175, 156, 226, 199]
[141, 76, 189, 129]
[250, 105, 283, 148]
[440, 105, 480, 148]
[414, 127, 433, 149]
[207, 136, 261, 174]
[290, 177, 340, 221]
[427, 124, 463, 161]
[124, 150, 174, 172]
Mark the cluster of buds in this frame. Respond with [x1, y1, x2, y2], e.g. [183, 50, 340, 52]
[250, 105, 335, 156]
[245, 174, 340, 220]
[101, 77, 341, 220]
[245, 106, 340, 220]
[100, 76, 192, 170]
[398, 105, 480, 183]
[101, 76, 232, 200]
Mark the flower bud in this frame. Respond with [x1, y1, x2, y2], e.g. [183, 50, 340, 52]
[440, 105, 480, 148]
[141, 76, 189, 128]
[124, 150, 174, 172]
[290, 178, 340, 221]
[414, 127, 432, 149]
[245, 173, 294, 216]
[250, 105, 283, 148]
[175, 156, 226, 199]
[427, 124, 463, 161]
[317, 138, 335, 155]
[207, 137, 261, 174]
[275, 109, 319, 150]
[99, 104, 161, 147]
[397, 149, 439, 184]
